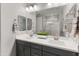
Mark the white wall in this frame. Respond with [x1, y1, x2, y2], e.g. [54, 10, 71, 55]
[1, 3, 36, 56]
[1, 3, 18, 56]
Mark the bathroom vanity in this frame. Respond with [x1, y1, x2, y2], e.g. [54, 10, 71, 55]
[16, 34, 79, 56]
[15, 3, 79, 56]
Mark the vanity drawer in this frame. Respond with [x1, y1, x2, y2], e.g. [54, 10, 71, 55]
[16, 40, 30, 47]
[43, 46, 76, 56]
[16, 40, 25, 45]
[31, 48, 42, 56]
[31, 43, 42, 50]
[24, 41, 30, 47]
[43, 51, 59, 56]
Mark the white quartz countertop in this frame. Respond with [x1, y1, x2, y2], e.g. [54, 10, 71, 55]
[16, 34, 79, 53]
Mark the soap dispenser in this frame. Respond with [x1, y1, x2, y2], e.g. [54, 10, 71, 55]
[12, 19, 17, 32]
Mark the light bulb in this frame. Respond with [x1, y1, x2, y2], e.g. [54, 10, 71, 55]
[26, 7, 29, 11]
[48, 3, 52, 6]
[33, 5, 38, 11]
[29, 6, 34, 11]
[29, 6, 33, 10]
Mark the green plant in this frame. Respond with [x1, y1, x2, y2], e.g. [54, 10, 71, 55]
[36, 32, 48, 36]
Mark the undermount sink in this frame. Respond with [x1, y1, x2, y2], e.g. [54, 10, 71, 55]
[32, 35, 65, 46]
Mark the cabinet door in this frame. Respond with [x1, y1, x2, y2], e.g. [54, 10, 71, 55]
[24, 47, 30, 56]
[30, 42, 42, 56]
[16, 40, 25, 56]
[16, 44, 24, 56]
[31, 43, 42, 50]
[24, 41, 31, 56]
[31, 48, 42, 56]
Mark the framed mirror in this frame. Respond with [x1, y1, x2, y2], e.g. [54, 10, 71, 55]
[18, 15, 26, 31]
[27, 18, 32, 30]
[17, 15, 32, 32]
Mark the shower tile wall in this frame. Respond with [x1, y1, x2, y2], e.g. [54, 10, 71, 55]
[36, 14, 60, 36]
[36, 16, 43, 32]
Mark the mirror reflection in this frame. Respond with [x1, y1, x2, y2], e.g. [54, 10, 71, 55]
[15, 3, 78, 38]
[18, 15, 26, 31]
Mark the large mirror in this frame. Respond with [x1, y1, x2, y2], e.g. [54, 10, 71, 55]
[15, 3, 77, 37]
[36, 4, 77, 37]
[36, 6, 64, 36]
[27, 18, 32, 30]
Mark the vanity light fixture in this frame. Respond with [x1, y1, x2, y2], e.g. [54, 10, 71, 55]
[26, 4, 38, 12]
[26, 6, 34, 12]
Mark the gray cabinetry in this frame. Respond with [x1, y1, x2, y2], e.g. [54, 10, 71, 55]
[31, 48, 42, 56]
[16, 40, 30, 56]
[43, 46, 77, 56]
[30, 43, 42, 56]
[24, 41, 30, 56]
[16, 45, 24, 56]
[16, 40, 78, 56]
[43, 51, 58, 56]
[16, 40, 25, 56]
[24, 47, 30, 56]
